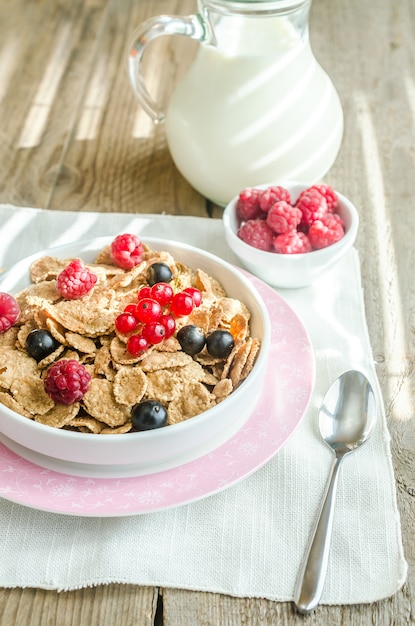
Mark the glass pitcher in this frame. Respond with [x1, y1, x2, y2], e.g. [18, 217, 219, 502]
[128, 0, 344, 206]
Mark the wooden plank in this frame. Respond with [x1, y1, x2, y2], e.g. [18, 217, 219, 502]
[0, 0, 414, 623]
[46, 0, 205, 216]
[0, 585, 158, 626]
[161, 589, 402, 626]
[0, 0, 109, 209]
[207, 0, 415, 623]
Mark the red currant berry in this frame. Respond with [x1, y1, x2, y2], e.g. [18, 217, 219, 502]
[127, 334, 149, 357]
[124, 303, 139, 316]
[159, 314, 176, 338]
[183, 287, 202, 307]
[137, 286, 152, 301]
[170, 292, 194, 317]
[135, 298, 162, 323]
[115, 312, 138, 334]
[150, 282, 174, 306]
[124, 304, 147, 325]
[142, 321, 166, 345]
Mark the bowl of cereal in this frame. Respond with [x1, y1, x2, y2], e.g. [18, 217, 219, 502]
[223, 182, 359, 288]
[0, 237, 271, 477]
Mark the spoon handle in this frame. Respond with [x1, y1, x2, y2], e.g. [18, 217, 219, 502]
[294, 455, 343, 614]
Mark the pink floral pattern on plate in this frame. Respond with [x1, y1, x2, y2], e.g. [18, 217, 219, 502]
[0, 274, 314, 517]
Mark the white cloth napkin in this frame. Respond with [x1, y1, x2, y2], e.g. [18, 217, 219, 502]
[0, 205, 407, 603]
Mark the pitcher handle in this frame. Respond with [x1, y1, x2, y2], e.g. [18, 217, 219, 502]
[128, 14, 208, 123]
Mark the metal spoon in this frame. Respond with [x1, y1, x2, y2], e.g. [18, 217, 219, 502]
[294, 369, 377, 614]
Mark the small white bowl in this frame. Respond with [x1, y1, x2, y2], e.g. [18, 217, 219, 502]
[223, 182, 359, 289]
[0, 238, 271, 477]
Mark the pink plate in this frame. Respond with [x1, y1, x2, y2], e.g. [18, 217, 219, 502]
[0, 274, 314, 517]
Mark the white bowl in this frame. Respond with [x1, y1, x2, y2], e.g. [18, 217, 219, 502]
[0, 237, 271, 477]
[223, 182, 359, 289]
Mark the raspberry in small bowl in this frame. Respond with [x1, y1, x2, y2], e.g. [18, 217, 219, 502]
[222, 181, 359, 288]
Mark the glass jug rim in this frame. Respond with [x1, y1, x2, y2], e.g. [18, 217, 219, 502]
[199, 0, 311, 8]
[197, 0, 312, 17]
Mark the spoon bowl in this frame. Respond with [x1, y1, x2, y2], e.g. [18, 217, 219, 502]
[294, 370, 377, 614]
[320, 370, 377, 455]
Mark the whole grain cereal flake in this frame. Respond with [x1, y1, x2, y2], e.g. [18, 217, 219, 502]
[0, 241, 262, 434]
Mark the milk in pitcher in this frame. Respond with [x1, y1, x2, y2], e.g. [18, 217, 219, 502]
[165, 14, 343, 205]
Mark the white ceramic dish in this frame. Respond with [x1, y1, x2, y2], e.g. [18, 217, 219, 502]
[0, 237, 271, 476]
[0, 273, 314, 515]
[222, 181, 359, 288]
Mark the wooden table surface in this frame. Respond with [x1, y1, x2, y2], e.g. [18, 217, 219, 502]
[0, 0, 414, 624]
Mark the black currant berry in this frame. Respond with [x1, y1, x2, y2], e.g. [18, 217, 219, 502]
[177, 325, 206, 356]
[147, 262, 173, 286]
[206, 330, 234, 358]
[131, 400, 168, 431]
[25, 329, 61, 362]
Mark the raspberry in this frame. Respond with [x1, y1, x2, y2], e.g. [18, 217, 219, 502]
[259, 186, 291, 212]
[295, 189, 328, 226]
[273, 230, 312, 254]
[308, 213, 345, 249]
[44, 359, 91, 405]
[306, 184, 338, 212]
[110, 234, 144, 270]
[236, 188, 263, 221]
[56, 260, 97, 299]
[0, 292, 20, 333]
[237, 219, 273, 251]
[266, 201, 302, 234]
